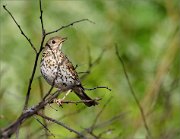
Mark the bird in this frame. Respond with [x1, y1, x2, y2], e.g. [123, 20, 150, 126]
[40, 36, 98, 107]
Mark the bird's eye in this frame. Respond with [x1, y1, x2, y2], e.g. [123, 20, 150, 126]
[52, 40, 56, 44]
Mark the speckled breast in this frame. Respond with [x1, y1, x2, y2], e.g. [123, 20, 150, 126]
[40, 49, 78, 91]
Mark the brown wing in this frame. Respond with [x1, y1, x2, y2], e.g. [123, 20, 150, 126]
[61, 52, 81, 85]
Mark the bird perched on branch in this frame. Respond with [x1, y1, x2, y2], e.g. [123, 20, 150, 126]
[40, 36, 98, 107]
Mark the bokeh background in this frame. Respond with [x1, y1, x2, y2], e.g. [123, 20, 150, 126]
[0, 0, 180, 139]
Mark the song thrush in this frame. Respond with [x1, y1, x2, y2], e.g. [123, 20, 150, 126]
[40, 36, 98, 107]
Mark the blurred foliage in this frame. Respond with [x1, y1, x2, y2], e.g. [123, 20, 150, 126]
[0, 0, 180, 139]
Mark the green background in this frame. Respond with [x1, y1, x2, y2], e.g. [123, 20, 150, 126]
[0, 0, 180, 138]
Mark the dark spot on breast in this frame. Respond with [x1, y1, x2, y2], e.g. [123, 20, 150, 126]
[63, 83, 67, 86]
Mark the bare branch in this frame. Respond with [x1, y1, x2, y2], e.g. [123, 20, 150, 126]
[78, 71, 90, 74]
[23, 53, 42, 110]
[76, 112, 127, 138]
[37, 113, 86, 139]
[23, 0, 46, 110]
[84, 86, 111, 91]
[3, 5, 37, 53]
[42, 85, 54, 101]
[115, 44, 151, 137]
[39, 0, 45, 36]
[38, 77, 49, 139]
[91, 97, 112, 130]
[80, 47, 106, 80]
[75, 97, 112, 138]
[38, 77, 44, 99]
[91, 112, 127, 130]
[59, 98, 102, 105]
[1, 90, 61, 138]
[34, 115, 54, 138]
[29, 107, 86, 138]
[46, 19, 95, 36]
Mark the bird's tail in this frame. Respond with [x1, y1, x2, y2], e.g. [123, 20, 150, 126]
[73, 86, 98, 107]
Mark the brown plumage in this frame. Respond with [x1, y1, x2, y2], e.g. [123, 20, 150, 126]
[40, 36, 98, 107]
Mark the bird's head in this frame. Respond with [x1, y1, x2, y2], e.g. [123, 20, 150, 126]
[45, 36, 67, 50]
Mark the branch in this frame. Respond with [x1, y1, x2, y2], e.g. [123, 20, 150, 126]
[46, 19, 95, 36]
[38, 77, 49, 139]
[59, 98, 102, 105]
[29, 107, 86, 138]
[84, 86, 111, 91]
[23, 0, 46, 110]
[1, 90, 61, 138]
[115, 44, 151, 137]
[80, 47, 106, 80]
[76, 112, 127, 138]
[37, 113, 86, 139]
[39, 0, 45, 36]
[3, 5, 37, 53]
[2, 0, 99, 138]
[75, 97, 112, 138]
[23, 52, 43, 110]
[33, 115, 54, 138]
[91, 97, 112, 130]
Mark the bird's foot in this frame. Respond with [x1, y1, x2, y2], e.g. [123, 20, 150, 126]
[53, 89, 72, 107]
[53, 98, 63, 107]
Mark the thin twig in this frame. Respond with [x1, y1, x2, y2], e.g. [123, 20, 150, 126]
[78, 71, 90, 74]
[38, 77, 49, 139]
[87, 46, 92, 67]
[29, 107, 86, 138]
[43, 85, 54, 101]
[92, 112, 127, 130]
[39, 0, 45, 36]
[80, 47, 106, 80]
[46, 19, 95, 36]
[91, 97, 112, 130]
[34, 116, 55, 138]
[3, 5, 37, 53]
[60, 98, 102, 105]
[76, 112, 127, 138]
[37, 113, 86, 139]
[38, 77, 44, 99]
[84, 86, 111, 91]
[23, 52, 43, 110]
[76, 97, 112, 138]
[15, 126, 19, 139]
[115, 44, 151, 137]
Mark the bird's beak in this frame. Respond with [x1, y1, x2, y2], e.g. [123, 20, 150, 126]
[62, 37, 67, 42]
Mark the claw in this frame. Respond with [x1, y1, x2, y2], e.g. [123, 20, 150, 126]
[53, 89, 71, 106]
[53, 98, 63, 106]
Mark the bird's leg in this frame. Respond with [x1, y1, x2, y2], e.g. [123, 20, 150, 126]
[54, 89, 72, 106]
